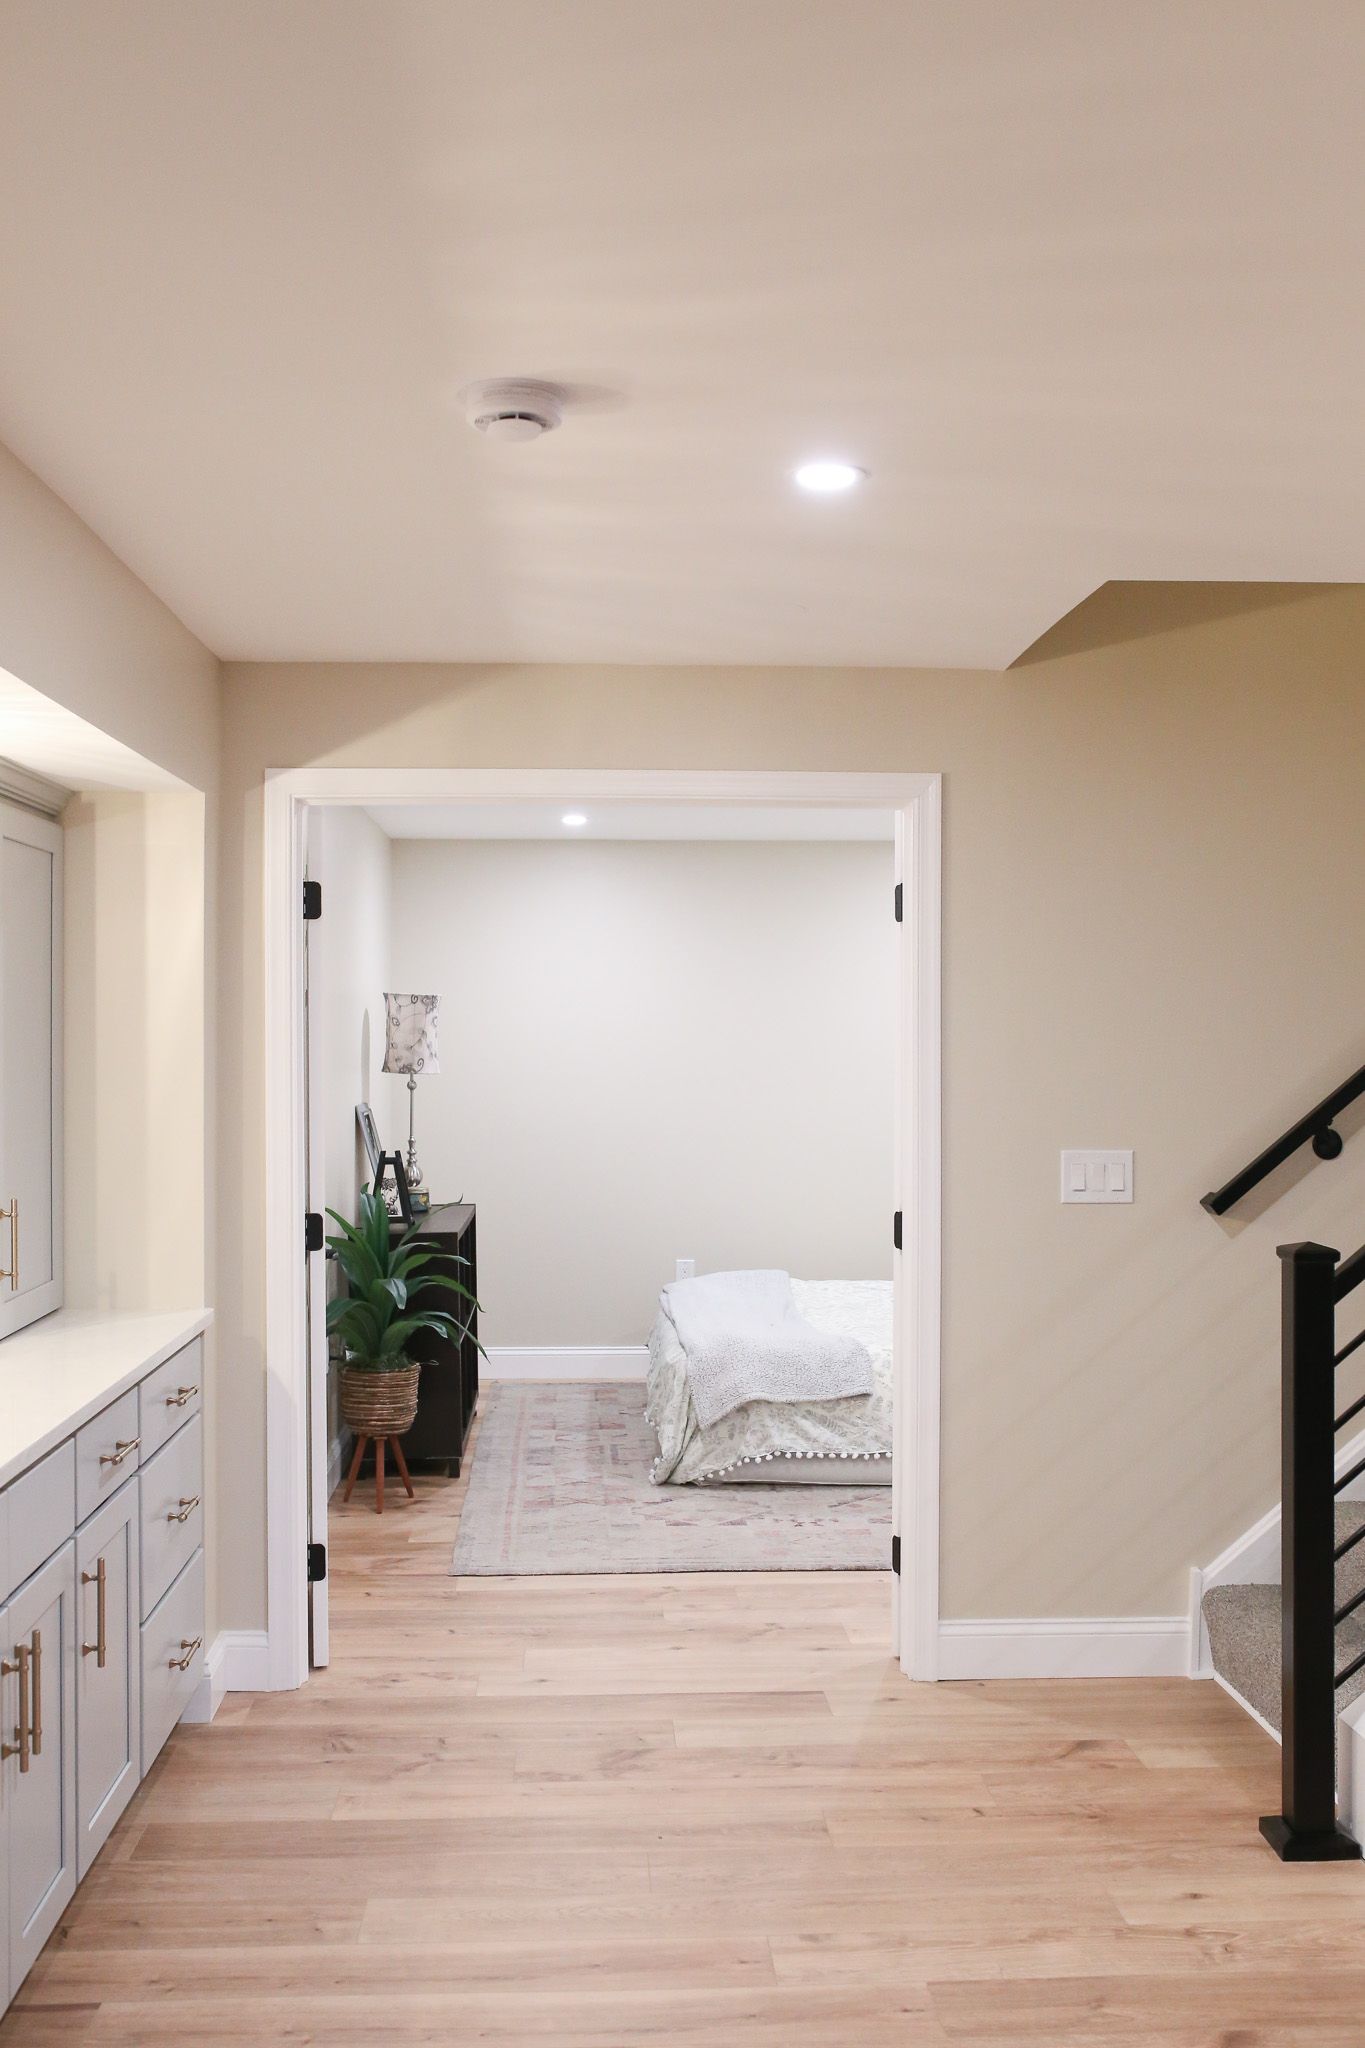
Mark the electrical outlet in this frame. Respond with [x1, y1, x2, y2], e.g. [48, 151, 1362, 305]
[675, 1257, 696, 1281]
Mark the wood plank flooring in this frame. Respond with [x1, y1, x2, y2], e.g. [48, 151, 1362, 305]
[7, 1421, 1365, 2044]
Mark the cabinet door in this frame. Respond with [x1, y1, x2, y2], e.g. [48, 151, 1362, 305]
[0, 1594, 9, 2015]
[0, 802, 63, 1339]
[4, 1542, 76, 1992]
[75, 1485, 141, 1878]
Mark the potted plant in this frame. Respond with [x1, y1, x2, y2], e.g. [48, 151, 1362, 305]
[326, 1189, 479, 1440]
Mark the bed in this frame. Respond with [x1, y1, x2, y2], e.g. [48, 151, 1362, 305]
[646, 1277, 892, 1485]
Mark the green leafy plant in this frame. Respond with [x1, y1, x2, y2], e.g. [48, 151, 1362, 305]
[326, 1189, 480, 1373]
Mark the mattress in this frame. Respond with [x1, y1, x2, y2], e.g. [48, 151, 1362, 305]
[646, 1278, 893, 1486]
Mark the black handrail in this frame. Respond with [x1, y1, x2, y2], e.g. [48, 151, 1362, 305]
[1259, 1239, 1365, 1862]
[1202, 1060, 1365, 1216]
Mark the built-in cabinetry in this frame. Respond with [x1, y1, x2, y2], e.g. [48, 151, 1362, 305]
[0, 799, 63, 1341]
[0, 1326, 204, 2017]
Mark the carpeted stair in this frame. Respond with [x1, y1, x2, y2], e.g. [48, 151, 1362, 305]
[1203, 1502, 1365, 1731]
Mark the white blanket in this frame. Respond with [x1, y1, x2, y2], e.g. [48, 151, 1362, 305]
[660, 1268, 874, 1429]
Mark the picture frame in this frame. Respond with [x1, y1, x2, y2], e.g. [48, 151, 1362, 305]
[355, 1101, 381, 1178]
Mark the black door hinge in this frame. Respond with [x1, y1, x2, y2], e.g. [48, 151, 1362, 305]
[305, 1211, 324, 1254]
[891, 1534, 901, 1575]
[894, 881, 903, 924]
[303, 878, 322, 920]
[893, 1209, 902, 1252]
[307, 1542, 327, 1583]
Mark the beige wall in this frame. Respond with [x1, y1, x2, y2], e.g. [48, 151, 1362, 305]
[218, 583, 1365, 1630]
[64, 789, 208, 1310]
[388, 837, 894, 1348]
[0, 442, 221, 1622]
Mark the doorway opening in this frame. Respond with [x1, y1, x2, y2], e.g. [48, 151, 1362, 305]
[263, 770, 941, 1689]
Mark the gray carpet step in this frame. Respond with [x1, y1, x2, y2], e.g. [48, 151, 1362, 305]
[1202, 1502, 1365, 1733]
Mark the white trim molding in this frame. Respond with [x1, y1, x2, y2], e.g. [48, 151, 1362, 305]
[937, 1615, 1189, 1680]
[264, 767, 943, 1693]
[180, 1629, 273, 1723]
[484, 1346, 648, 1382]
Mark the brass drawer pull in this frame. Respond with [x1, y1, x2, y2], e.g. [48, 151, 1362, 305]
[30, 1629, 41, 1755]
[169, 1635, 202, 1672]
[165, 1385, 199, 1408]
[0, 1198, 17, 1292]
[99, 1436, 140, 1469]
[167, 1495, 200, 1524]
[82, 1558, 108, 1667]
[2, 1643, 31, 1771]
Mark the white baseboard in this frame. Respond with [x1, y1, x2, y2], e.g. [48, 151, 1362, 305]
[936, 1615, 1189, 1680]
[180, 1629, 273, 1722]
[483, 1345, 648, 1382]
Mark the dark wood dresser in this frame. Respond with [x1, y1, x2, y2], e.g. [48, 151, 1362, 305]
[390, 1203, 478, 1475]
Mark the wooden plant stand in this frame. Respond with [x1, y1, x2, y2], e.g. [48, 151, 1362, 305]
[342, 1433, 415, 1514]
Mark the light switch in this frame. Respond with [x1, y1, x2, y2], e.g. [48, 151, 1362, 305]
[1060, 1149, 1134, 1204]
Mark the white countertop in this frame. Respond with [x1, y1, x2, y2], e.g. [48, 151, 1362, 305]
[0, 1306, 212, 1489]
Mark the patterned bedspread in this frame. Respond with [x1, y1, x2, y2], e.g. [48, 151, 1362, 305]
[645, 1278, 893, 1485]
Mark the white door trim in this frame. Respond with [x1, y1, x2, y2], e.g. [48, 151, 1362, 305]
[263, 767, 942, 1692]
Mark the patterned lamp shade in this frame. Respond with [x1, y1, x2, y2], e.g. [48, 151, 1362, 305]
[382, 993, 440, 1076]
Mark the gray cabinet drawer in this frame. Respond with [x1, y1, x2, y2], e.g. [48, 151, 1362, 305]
[138, 1338, 203, 1462]
[138, 1414, 202, 1621]
[140, 1547, 204, 1775]
[75, 1389, 141, 1525]
[5, 1442, 75, 1599]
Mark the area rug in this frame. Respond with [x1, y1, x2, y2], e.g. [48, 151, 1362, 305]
[451, 1382, 891, 1575]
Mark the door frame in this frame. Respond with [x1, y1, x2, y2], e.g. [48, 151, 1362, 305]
[263, 766, 941, 1691]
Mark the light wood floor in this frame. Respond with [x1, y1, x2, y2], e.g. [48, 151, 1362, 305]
[7, 1425, 1365, 2045]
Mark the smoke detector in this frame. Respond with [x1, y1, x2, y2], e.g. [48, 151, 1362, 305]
[462, 379, 565, 442]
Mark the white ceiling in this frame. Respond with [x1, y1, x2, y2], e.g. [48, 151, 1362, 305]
[364, 803, 894, 843]
[0, 2, 1360, 670]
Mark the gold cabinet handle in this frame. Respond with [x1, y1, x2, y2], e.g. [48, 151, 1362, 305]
[167, 1495, 200, 1524]
[99, 1436, 140, 1469]
[0, 1197, 17, 1291]
[82, 1558, 108, 1667]
[168, 1635, 202, 1672]
[165, 1385, 200, 1408]
[1, 1644, 32, 1772]
[30, 1629, 41, 1756]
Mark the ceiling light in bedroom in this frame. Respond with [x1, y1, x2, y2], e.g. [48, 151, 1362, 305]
[793, 459, 866, 494]
[561, 812, 588, 828]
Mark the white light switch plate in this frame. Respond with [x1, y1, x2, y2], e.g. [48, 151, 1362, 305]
[675, 1257, 696, 1280]
[1060, 1149, 1133, 1203]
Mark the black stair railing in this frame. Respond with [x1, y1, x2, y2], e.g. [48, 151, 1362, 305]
[1259, 1239, 1365, 1861]
[1202, 1060, 1365, 1215]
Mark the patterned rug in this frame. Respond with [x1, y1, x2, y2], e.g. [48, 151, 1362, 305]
[451, 1382, 892, 1575]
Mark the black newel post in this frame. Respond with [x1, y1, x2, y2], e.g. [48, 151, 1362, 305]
[1260, 1241, 1360, 1861]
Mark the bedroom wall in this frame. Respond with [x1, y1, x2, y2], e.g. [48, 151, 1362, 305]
[388, 836, 896, 1350]
[310, 805, 402, 1239]
[217, 582, 1365, 1634]
[308, 805, 405, 1476]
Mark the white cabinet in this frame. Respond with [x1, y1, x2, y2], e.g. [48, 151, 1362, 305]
[74, 1483, 140, 1878]
[2, 1543, 77, 1992]
[140, 1549, 204, 1775]
[0, 802, 63, 1341]
[139, 1415, 202, 1620]
[0, 1332, 207, 2017]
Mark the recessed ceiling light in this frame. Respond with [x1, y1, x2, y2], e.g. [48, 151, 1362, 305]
[561, 812, 588, 829]
[794, 459, 866, 494]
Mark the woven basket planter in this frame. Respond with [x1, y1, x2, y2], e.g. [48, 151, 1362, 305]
[339, 1362, 420, 1436]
